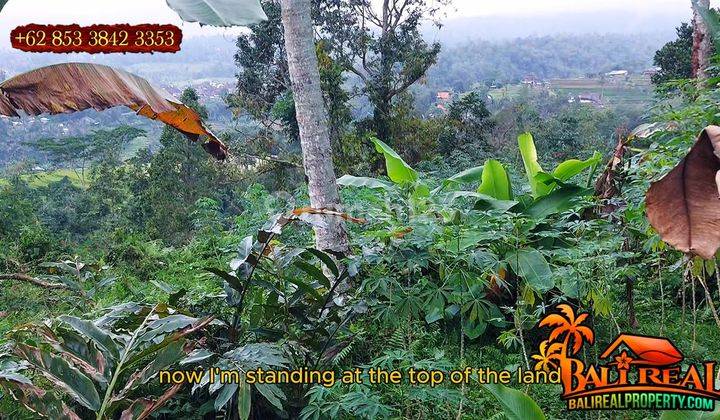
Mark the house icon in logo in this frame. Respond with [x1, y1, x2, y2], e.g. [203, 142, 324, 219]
[600, 334, 684, 367]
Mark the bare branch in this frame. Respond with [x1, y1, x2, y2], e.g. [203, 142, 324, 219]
[0, 273, 71, 290]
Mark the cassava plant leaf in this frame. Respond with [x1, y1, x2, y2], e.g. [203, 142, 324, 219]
[0, 63, 227, 160]
[646, 126, 720, 259]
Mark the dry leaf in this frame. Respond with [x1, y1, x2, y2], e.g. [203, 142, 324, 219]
[291, 207, 367, 224]
[0, 63, 227, 160]
[646, 126, 720, 259]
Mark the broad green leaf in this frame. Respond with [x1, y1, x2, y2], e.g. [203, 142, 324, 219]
[214, 383, 239, 411]
[337, 175, 393, 190]
[231, 236, 256, 271]
[224, 343, 289, 369]
[518, 132, 550, 197]
[0, 1, 7, 14]
[0, 378, 79, 420]
[425, 307, 444, 324]
[483, 383, 546, 420]
[523, 185, 590, 220]
[412, 182, 431, 199]
[304, 248, 339, 278]
[437, 166, 485, 192]
[477, 159, 513, 200]
[552, 152, 602, 182]
[287, 277, 323, 300]
[52, 329, 109, 384]
[448, 165, 484, 184]
[15, 344, 102, 411]
[294, 260, 331, 289]
[138, 315, 198, 344]
[505, 249, 554, 292]
[206, 267, 245, 293]
[462, 318, 487, 339]
[255, 383, 285, 411]
[660, 404, 720, 420]
[440, 191, 517, 212]
[431, 168, 480, 195]
[238, 380, 252, 420]
[371, 138, 418, 184]
[181, 349, 215, 365]
[58, 316, 119, 360]
[166, 0, 267, 27]
[137, 340, 187, 385]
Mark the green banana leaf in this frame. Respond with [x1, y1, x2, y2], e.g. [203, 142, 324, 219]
[483, 383, 546, 420]
[478, 159, 513, 200]
[166, 0, 267, 27]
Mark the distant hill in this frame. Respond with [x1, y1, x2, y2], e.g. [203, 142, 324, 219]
[426, 9, 687, 44]
[0, 35, 238, 85]
[425, 33, 671, 88]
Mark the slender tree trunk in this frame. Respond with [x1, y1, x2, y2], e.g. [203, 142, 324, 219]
[373, 98, 392, 143]
[373, 0, 394, 144]
[280, 0, 350, 254]
[692, 0, 712, 79]
[626, 277, 638, 330]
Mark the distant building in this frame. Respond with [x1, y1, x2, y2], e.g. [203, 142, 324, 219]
[436, 90, 453, 112]
[521, 74, 542, 86]
[643, 67, 661, 77]
[569, 92, 604, 107]
[605, 70, 629, 78]
[436, 91, 453, 101]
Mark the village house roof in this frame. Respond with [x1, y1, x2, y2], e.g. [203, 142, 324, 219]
[436, 91, 452, 101]
[605, 70, 629, 77]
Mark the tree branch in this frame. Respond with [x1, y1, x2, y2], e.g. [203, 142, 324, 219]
[0, 273, 71, 290]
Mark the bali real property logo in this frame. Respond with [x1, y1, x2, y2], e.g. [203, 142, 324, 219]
[533, 304, 720, 411]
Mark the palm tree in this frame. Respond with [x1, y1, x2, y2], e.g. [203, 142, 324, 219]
[532, 340, 564, 371]
[539, 304, 594, 356]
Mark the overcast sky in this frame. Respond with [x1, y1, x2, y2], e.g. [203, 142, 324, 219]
[0, 0, 711, 48]
[445, 0, 693, 17]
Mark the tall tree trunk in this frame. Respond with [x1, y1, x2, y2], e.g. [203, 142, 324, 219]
[373, 98, 392, 143]
[280, 0, 350, 254]
[692, 0, 712, 79]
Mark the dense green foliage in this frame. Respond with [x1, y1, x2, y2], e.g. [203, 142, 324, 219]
[4, 5, 720, 420]
[652, 23, 695, 85]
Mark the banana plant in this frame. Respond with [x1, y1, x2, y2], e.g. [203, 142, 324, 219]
[166, 0, 268, 27]
[518, 132, 601, 198]
[337, 136, 600, 320]
[0, 303, 213, 420]
[483, 383, 546, 420]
